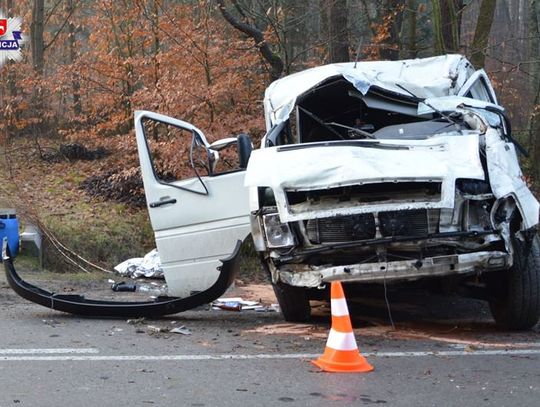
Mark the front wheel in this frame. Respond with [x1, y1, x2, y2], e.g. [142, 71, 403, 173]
[487, 235, 540, 330]
[272, 281, 311, 323]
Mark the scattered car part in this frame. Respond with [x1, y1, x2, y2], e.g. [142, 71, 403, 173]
[3, 240, 241, 317]
[111, 282, 137, 292]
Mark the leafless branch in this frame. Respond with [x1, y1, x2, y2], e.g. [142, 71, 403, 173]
[216, 0, 284, 81]
[44, 1, 79, 51]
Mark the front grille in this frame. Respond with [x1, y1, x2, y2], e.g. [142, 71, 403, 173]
[379, 209, 439, 237]
[306, 214, 376, 244]
[306, 209, 440, 244]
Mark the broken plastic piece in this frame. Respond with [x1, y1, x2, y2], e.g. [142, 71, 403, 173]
[170, 326, 191, 335]
[213, 296, 270, 311]
[2, 240, 242, 317]
[111, 282, 137, 292]
[217, 301, 243, 311]
[126, 317, 146, 325]
[146, 325, 163, 333]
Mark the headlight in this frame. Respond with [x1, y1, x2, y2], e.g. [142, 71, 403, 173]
[263, 213, 295, 248]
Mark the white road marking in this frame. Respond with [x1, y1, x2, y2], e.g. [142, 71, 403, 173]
[0, 348, 99, 355]
[0, 349, 539, 362]
[371, 349, 540, 357]
[448, 342, 540, 349]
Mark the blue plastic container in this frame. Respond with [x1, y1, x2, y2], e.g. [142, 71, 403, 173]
[0, 214, 19, 256]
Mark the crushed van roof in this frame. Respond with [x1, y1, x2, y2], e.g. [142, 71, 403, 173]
[263, 54, 475, 129]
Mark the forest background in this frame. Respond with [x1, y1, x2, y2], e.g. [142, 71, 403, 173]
[1, 0, 539, 272]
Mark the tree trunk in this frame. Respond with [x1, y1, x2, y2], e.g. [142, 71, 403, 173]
[380, 0, 404, 60]
[470, 0, 497, 68]
[283, 0, 313, 70]
[431, 0, 444, 54]
[527, 0, 540, 174]
[328, 0, 350, 62]
[319, 0, 329, 48]
[67, 0, 81, 115]
[441, 0, 462, 52]
[150, 0, 160, 87]
[405, 0, 417, 58]
[31, 0, 45, 75]
[30, 0, 45, 138]
[432, 0, 462, 54]
[6, 0, 16, 97]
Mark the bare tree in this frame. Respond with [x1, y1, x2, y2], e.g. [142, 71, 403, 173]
[527, 0, 540, 178]
[31, 0, 45, 74]
[216, 0, 284, 81]
[380, 0, 405, 60]
[328, 0, 350, 62]
[470, 0, 497, 68]
[404, 0, 417, 58]
[67, 0, 81, 115]
[432, 0, 464, 54]
[5, 0, 16, 97]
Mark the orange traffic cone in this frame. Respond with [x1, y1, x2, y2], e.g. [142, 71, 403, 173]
[311, 281, 374, 373]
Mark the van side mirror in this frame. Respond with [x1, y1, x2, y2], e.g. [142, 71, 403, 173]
[208, 134, 253, 171]
[236, 134, 253, 169]
[208, 137, 238, 151]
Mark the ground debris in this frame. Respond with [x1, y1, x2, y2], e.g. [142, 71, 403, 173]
[114, 250, 164, 279]
[145, 324, 191, 336]
[127, 317, 146, 325]
[146, 325, 165, 334]
[170, 326, 191, 335]
[41, 142, 108, 162]
[80, 169, 145, 207]
[212, 297, 277, 313]
[42, 319, 62, 327]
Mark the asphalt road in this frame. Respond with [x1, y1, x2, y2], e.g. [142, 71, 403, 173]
[0, 271, 539, 407]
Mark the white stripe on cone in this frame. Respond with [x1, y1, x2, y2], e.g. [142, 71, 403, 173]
[326, 329, 358, 351]
[330, 298, 349, 316]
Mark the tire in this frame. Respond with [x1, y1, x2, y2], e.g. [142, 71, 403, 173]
[272, 281, 311, 323]
[488, 235, 540, 330]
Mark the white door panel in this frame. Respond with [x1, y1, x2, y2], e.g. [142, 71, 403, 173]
[135, 110, 251, 297]
[146, 172, 249, 232]
[156, 219, 250, 264]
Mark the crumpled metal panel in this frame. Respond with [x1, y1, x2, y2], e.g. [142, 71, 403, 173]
[263, 55, 473, 129]
[278, 251, 509, 287]
[245, 134, 485, 222]
[484, 128, 540, 229]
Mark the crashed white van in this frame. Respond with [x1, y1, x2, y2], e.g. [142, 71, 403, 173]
[4, 55, 539, 330]
[246, 54, 540, 329]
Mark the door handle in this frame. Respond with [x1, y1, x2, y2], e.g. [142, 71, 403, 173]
[149, 198, 177, 208]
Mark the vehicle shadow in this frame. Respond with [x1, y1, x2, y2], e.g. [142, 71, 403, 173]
[310, 286, 540, 344]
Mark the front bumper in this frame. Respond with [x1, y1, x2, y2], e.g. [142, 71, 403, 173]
[2, 239, 241, 317]
[278, 251, 509, 287]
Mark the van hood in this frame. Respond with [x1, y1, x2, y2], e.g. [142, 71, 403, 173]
[245, 135, 485, 222]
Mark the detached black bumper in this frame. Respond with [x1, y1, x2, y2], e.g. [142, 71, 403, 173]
[2, 240, 241, 317]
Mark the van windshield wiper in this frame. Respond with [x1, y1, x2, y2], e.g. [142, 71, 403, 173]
[325, 122, 375, 139]
[297, 106, 345, 140]
[395, 84, 463, 130]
